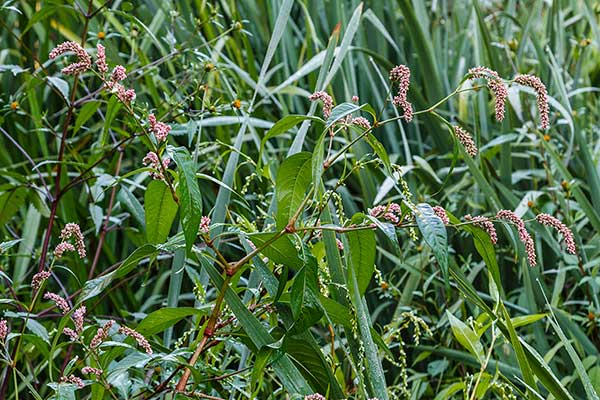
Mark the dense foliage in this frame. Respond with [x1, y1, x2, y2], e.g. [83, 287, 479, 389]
[2, 0, 600, 399]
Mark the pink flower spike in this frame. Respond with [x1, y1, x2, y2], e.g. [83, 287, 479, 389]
[351, 95, 359, 103]
[0, 319, 8, 342]
[336, 238, 344, 251]
[59, 223, 86, 258]
[535, 213, 576, 254]
[96, 44, 108, 74]
[468, 66, 508, 122]
[32, 271, 51, 291]
[305, 395, 326, 400]
[72, 306, 86, 333]
[453, 126, 478, 157]
[308, 91, 333, 119]
[148, 113, 171, 142]
[142, 151, 170, 180]
[60, 375, 84, 388]
[432, 206, 449, 225]
[465, 214, 497, 245]
[63, 327, 79, 341]
[54, 242, 76, 259]
[496, 210, 537, 267]
[200, 216, 211, 234]
[119, 326, 152, 355]
[110, 65, 127, 82]
[389, 65, 413, 122]
[90, 320, 115, 348]
[350, 116, 371, 130]
[44, 292, 71, 315]
[82, 367, 103, 376]
[514, 74, 549, 130]
[49, 41, 91, 75]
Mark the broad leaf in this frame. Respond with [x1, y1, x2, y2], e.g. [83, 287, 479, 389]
[137, 307, 210, 337]
[275, 152, 313, 229]
[144, 180, 178, 244]
[0, 187, 27, 225]
[172, 147, 202, 252]
[249, 233, 304, 269]
[347, 213, 376, 295]
[289, 256, 323, 335]
[446, 311, 485, 362]
[415, 203, 448, 285]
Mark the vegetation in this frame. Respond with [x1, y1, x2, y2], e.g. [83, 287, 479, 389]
[1, 0, 600, 398]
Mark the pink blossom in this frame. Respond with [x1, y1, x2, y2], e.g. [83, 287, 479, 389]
[142, 151, 170, 180]
[389, 65, 413, 122]
[351, 95, 359, 103]
[49, 41, 91, 75]
[32, 271, 51, 291]
[465, 215, 498, 244]
[514, 74, 549, 130]
[369, 203, 402, 224]
[96, 44, 108, 73]
[148, 113, 171, 142]
[72, 306, 86, 333]
[82, 367, 103, 376]
[110, 65, 127, 82]
[54, 242, 76, 259]
[468, 66, 508, 121]
[44, 292, 71, 315]
[432, 206, 449, 224]
[90, 320, 115, 348]
[60, 375, 84, 388]
[496, 210, 537, 267]
[119, 326, 152, 355]
[0, 319, 8, 342]
[59, 223, 86, 258]
[336, 238, 344, 251]
[535, 213, 576, 254]
[305, 395, 326, 400]
[453, 126, 478, 157]
[63, 327, 79, 341]
[308, 91, 333, 119]
[200, 216, 211, 234]
[350, 116, 371, 130]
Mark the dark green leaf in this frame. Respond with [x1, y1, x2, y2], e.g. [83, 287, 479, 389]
[144, 180, 178, 244]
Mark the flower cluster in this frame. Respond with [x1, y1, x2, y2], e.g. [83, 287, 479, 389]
[468, 66, 508, 121]
[58, 223, 86, 258]
[31, 270, 51, 291]
[305, 395, 326, 400]
[43, 292, 71, 315]
[453, 126, 478, 157]
[200, 216, 211, 234]
[369, 203, 402, 224]
[81, 367, 103, 376]
[49, 41, 91, 75]
[142, 151, 170, 180]
[514, 74, 549, 130]
[60, 375, 84, 388]
[465, 214, 497, 244]
[90, 320, 115, 348]
[119, 326, 153, 355]
[432, 206, 449, 224]
[95, 43, 108, 73]
[308, 91, 333, 119]
[148, 113, 171, 142]
[0, 319, 8, 342]
[535, 213, 576, 254]
[389, 65, 413, 122]
[496, 210, 536, 267]
[350, 116, 371, 130]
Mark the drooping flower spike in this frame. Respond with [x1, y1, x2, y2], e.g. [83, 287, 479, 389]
[468, 66, 508, 122]
[59, 223, 86, 258]
[119, 326, 153, 355]
[389, 65, 413, 122]
[535, 213, 576, 254]
[453, 126, 478, 157]
[308, 91, 334, 119]
[496, 210, 537, 267]
[465, 215, 497, 244]
[49, 41, 92, 75]
[142, 151, 171, 180]
[514, 74, 549, 130]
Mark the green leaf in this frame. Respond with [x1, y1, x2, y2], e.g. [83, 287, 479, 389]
[415, 203, 448, 285]
[144, 180, 178, 244]
[172, 147, 202, 252]
[47, 76, 70, 103]
[136, 307, 210, 337]
[446, 311, 485, 363]
[289, 256, 323, 335]
[73, 101, 100, 134]
[249, 233, 304, 269]
[260, 115, 323, 157]
[347, 213, 376, 295]
[275, 152, 313, 229]
[0, 187, 27, 225]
